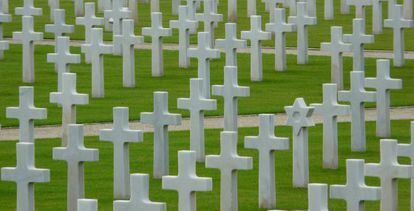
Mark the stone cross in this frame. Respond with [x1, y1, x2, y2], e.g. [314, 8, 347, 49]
[324, 0, 334, 20]
[6, 86, 47, 143]
[76, 2, 104, 52]
[285, 97, 314, 187]
[365, 59, 402, 138]
[48, 0, 59, 22]
[162, 150, 212, 211]
[346, 0, 371, 19]
[187, 32, 221, 98]
[241, 15, 271, 81]
[341, 0, 350, 14]
[310, 84, 350, 169]
[330, 159, 381, 211]
[15, 0, 42, 16]
[212, 66, 250, 132]
[404, 0, 413, 19]
[142, 12, 172, 77]
[13, 16, 43, 83]
[140, 92, 182, 178]
[320, 26, 352, 90]
[286, 0, 297, 16]
[172, 0, 180, 14]
[343, 18, 374, 72]
[196, 0, 223, 47]
[384, 4, 414, 67]
[177, 78, 217, 162]
[170, 5, 198, 68]
[53, 124, 99, 211]
[266, 8, 296, 71]
[99, 107, 143, 199]
[372, 0, 385, 34]
[50, 73, 89, 146]
[78, 199, 98, 211]
[338, 71, 376, 152]
[288, 2, 316, 64]
[151, 0, 159, 12]
[72, 0, 85, 17]
[244, 114, 289, 209]
[262, 0, 285, 22]
[81, 28, 113, 98]
[128, 0, 139, 25]
[114, 19, 143, 87]
[228, 0, 239, 22]
[216, 23, 246, 66]
[104, 0, 131, 35]
[206, 132, 253, 211]
[307, 0, 317, 17]
[186, 0, 201, 20]
[365, 139, 412, 211]
[1, 0, 7, 12]
[387, 0, 395, 18]
[397, 122, 414, 211]
[114, 174, 167, 210]
[0, 0, 11, 59]
[308, 183, 329, 211]
[1, 143, 50, 211]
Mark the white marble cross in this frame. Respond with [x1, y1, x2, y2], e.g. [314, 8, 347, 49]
[50, 73, 89, 146]
[338, 71, 376, 151]
[288, 2, 316, 64]
[216, 23, 246, 66]
[263, 0, 285, 21]
[128, 0, 139, 25]
[0, 0, 11, 59]
[151, 0, 159, 12]
[163, 150, 212, 211]
[104, 0, 131, 35]
[142, 12, 172, 77]
[330, 159, 381, 211]
[266, 8, 296, 71]
[196, 0, 223, 47]
[6, 86, 47, 143]
[186, 0, 201, 20]
[99, 107, 143, 199]
[397, 122, 414, 211]
[384, 4, 414, 67]
[1, 143, 50, 211]
[285, 98, 314, 187]
[187, 32, 221, 98]
[114, 19, 143, 87]
[372, 0, 385, 34]
[76, 2, 104, 52]
[114, 174, 167, 210]
[244, 114, 289, 209]
[311, 84, 350, 169]
[212, 66, 250, 132]
[53, 124, 99, 211]
[170, 5, 198, 68]
[365, 139, 412, 211]
[308, 183, 329, 211]
[241, 15, 271, 81]
[177, 78, 217, 162]
[140, 92, 182, 178]
[343, 18, 374, 72]
[346, 0, 372, 19]
[228, 0, 239, 21]
[324, 0, 334, 20]
[365, 59, 402, 138]
[320, 26, 352, 90]
[13, 16, 43, 83]
[404, 0, 413, 19]
[15, 0, 42, 16]
[48, 0, 59, 21]
[206, 132, 253, 211]
[341, 0, 350, 14]
[81, 28, 113, 98]
[78, 199, 98, 211]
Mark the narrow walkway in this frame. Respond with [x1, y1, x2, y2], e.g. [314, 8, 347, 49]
[0, 107, 413, 141]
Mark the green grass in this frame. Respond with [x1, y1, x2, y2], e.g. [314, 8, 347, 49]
[1, 43, 414, 127]
[0, 120, 412, 210]
[3, 0, 414, 50]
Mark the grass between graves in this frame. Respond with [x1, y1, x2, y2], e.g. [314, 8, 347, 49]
[3, 0, 414, 50]
[0, 120, 412, 210]
[1, 44, 414, 127]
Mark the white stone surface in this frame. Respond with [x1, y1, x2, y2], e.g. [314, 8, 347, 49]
[73, 0, 84, 16]
[114, 174, 167, 210]
[346, 0, 371, 19]
[228, 0, 238, 21]
[241, 15, 271, 81]
[372, 0, 384, 34]
[244, 114, 289, 209]
[365, 139, 411, 211]
[212, 66, 250, 132]
[177, 78, 217, 162]
[12, 16, 43, 83]
[104, 0, 131, 35]
[48, 0, 59, 21]
[53, 124, 99, 211]
[308, 183, 329, 211]
[338, 71, 375, 152]
[404, 0, 413, 19]
[99, 107, 143, 199]
[15, 0, 42, 16]
[172, 0, 179, 14]
[151, 0, 159, 11]
[397, 121, 414, 211]
[140, 92, 182, 178]
[1, 143, 50, 211]
[50, 73, 89, 146]
[81, 28, 113, 98]
[196, 0, 223, 47]
[324, 0, 333, 20]
[206, 132, 253, 211]
[247, 0, 256, 16]
[330, 159, 381, 211]
[78, 199, 98, 211]
[216, 23, 246, 66]
[311, 84, 350, 169]
[187, 32, 221, 98]
[142, 12, 172, 77]
[320, 26, 352, 90]
[0, 0, 11, 59]
[365, 59, 402, 138]
[262, 0, 284, 22]
[341, 0, 350, 14]
[6, 87, 47, 143]
[114, 19, 143, 87]
[163, 150, 212, 211]
[128, 0, 139, 25]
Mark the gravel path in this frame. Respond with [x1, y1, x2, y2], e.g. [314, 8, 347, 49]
[1, 107, 413, 141]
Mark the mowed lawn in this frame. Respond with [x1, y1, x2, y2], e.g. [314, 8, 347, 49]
[3, 0, 414, 50]
[0, 120, 412, 210]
